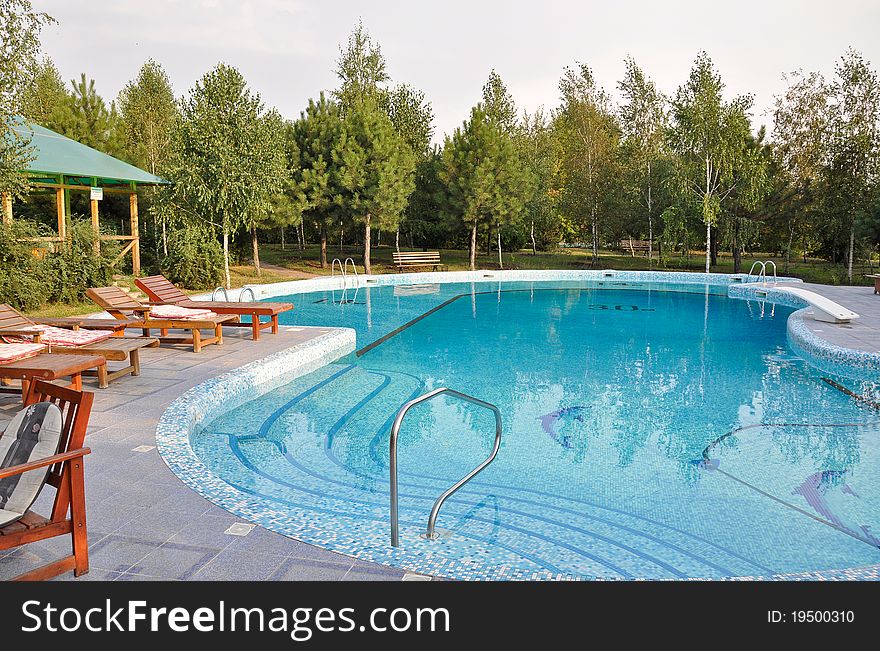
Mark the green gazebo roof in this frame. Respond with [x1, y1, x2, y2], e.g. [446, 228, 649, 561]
[11, 120, 168, 187]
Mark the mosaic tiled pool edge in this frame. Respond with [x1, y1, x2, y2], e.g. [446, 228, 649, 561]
[156, 272, 880, 581]
[729, 283, 880, 379]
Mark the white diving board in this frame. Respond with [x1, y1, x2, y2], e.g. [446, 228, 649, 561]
[774, 286, 860, 323]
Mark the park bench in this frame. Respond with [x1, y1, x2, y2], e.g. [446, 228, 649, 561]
[392, 251, 448, 272]
[618, 239, 652, 257]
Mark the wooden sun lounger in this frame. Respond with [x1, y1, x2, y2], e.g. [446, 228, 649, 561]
[135, 275, 294, 341]
[35, 317, 142, 336]
[0, 352, 105, 402]
[86, 286, 237, 353]
[0, 304, 159, 388]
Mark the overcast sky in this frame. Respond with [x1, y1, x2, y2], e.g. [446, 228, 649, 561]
[34, 0, 880, 143]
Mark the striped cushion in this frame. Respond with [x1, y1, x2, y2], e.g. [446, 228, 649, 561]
[4, 324, 113, 347]
[149, 304, 216, 320]
[0, 402, 63, 527]
[0, 343, 45, 364]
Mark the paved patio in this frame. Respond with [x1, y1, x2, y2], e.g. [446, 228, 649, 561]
[778, 282, 880, 354]
[0, 326, 407, 581]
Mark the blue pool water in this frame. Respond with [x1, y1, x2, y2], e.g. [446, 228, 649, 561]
[192, 280, 880, 579]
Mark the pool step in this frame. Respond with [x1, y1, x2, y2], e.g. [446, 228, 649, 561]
[194, 365, 773, 579]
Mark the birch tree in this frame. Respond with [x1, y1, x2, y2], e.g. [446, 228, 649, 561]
[668, 52, 755, 273]
[772, 70, 830, 271]
[618, 57, 667, 260]
[167, 64, 286, 288]
[118, 59, 178, 256]
[0, 0, 52, 198]
[555, 63, 620, 266]
[824, 49, 880, 281]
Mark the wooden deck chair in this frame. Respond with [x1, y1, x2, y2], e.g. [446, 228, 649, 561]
[0, 380, 93, 581]
[0, 304, 158, 388]
[135, 275, 294, 341]
[86, 286, 237, 353]
[0, 343, 105, 403]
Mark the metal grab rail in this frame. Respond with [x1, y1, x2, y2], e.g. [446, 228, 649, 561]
[389, 387, 503, 547]
[239, 286, 256, 302]
[343, 257, 359, 288]
[331, 258, 346, 290]
[746, 260, 777, 285]
[211, 286, 229, 301]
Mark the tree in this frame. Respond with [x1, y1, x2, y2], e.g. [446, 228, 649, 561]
[166, 63, 287, 288]
[245, 109, 288, 277]
[260, 120, 303, 253]
[824, 49, 880, 281]
[668, 52, 757, 273]
[68, 73, 123, 156]
[772, 70, 830, 270]
[335, 95, 415, 274]
[20, 56, 74, 133]
[618, 57, 667, 260]
[517, 109, 560, 253]
[334, 20, 388, 110]
[441, 104, 526, 270]
[555, 63, 621, 265]
[292, 94, 345, 268]
[385, 82, 434, 251]
[0, 0, 53, 198]
[118, 59, 178, 256]
[482, 70, 517, 133]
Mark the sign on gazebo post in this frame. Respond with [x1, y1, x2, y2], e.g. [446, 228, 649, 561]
[90, 183, 102, 254]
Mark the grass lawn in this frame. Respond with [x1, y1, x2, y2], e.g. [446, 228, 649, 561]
[26, 243, 877, 318]
[259, 243, 878, 287]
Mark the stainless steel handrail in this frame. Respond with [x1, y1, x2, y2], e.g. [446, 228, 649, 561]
[765, 260, 777, 284]
[746, 260, 777, 285]
[389, 387, 502, 547]
[211, 286, 229, 301]
[331, 258, 346, 290]
[239, 286, 256, 302]
[343, 258, 359, 288]
[747, 261, 765, 283]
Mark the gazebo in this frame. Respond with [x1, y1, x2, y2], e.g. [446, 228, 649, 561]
[1, 121, 168, 275]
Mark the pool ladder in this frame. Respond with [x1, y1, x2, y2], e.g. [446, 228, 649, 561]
[331, 257, 360, 291]
[746, 260, 777, 285]
[211, 285, 256, 302]
[389, 388, 502, 547]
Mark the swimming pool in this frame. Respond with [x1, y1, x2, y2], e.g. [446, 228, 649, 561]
[182, 278, 880, 579]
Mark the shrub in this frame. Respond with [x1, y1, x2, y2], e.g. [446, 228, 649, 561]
[0, 221, 50, 310]
[43, 221, 119, 304]
[162, 227, 224, 289]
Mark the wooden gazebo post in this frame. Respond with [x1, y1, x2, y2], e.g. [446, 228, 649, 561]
[1, 193, 11, 224]
[90, 178, 100, 254]
[55, 175, 66, 242]
[129, 183, 140, 276]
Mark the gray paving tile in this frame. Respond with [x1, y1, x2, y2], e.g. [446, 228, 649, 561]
[344, 560, 406, 581]
[87, 535, 159, 573]
[192, 548, 288, 581]
[127, 541, 220, 580]
[269, 557, 354, 581]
